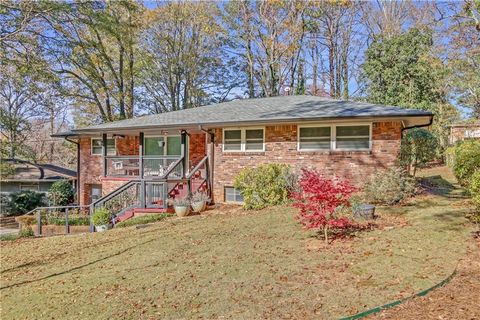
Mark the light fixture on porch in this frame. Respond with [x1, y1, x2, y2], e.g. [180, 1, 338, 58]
[112, 134, 125, 139]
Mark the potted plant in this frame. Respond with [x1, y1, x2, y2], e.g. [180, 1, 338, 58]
[173, 196, 190, 217]
[92, 207, 112, 232]
[191, 191, 209, 213]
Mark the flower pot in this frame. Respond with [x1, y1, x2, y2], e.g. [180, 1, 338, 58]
[191, 201, 206, 213]
[95, 224, 109, 232]
[174, 205, 190, 217]
[353, 204, 375, 220]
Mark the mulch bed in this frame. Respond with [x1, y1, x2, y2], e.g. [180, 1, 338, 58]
[370, 238, 480, 320]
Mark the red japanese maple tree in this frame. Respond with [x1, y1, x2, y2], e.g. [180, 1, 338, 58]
[291, 168, 357, 244]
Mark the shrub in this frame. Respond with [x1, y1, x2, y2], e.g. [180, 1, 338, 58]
[19, 227, 34, 238]
[233, 163, 296, 210]
[469, 170, 480, 215]
[48, 180, 75, 206]
[399, 128, 437, 176]
[291, 169, 356, 244]
[450, 140, 480, 187]
[115, 213, 171, 228]
[92, 207, 112, 226]
[363, 168, 417, 205]
[7, 190, 45, 215]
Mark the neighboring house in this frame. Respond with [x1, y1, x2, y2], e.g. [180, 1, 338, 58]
[0, 158, 77, 197]
[449, 122, 480, 145]
[53, 95, 432, 212]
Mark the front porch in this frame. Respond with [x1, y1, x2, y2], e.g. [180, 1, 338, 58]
[84, 128, 214, 221]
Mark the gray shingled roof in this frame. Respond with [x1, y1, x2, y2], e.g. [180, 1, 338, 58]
[70, 95, 433, 133]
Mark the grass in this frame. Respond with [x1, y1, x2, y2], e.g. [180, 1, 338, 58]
[115, 213, 171, 228]
[0, 166, 474, 319]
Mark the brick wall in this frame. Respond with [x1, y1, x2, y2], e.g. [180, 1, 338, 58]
[79, 137, 103, 205]
[212, 121, 402, 202]
[189, 133, 206, 168]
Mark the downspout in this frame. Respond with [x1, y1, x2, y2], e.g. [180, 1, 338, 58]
[65, 136, 80, 204]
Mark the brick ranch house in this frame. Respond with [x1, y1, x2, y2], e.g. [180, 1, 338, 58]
[54, 95, 432, 217]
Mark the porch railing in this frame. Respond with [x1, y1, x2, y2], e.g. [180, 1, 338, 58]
[24, 205, 91, 236]
[105, 155, 183, 178]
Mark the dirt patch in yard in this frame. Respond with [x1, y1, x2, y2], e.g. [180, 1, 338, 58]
[370, 238, 480, 320]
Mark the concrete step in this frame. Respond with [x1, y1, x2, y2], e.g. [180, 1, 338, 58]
[0, 216, 19, 229]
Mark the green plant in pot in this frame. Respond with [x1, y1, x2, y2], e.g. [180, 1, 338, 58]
[173, 196, 190, 217]
[191, 191, 209, 213]
[92, 207, 112, 232]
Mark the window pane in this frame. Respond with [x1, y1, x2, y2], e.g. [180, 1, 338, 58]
[225, 187, 244, 202]
[336, 137, 369, 149]
[336, 125, 369, 137]
[145, 137, 164, 155]
[224, 141, 241, 151]
[92, 139, 102, 155]
[300, 127, 330, 138]
[225, 130, 241, 140]
[299, 140, 330, 150]
[167, 136, 181, 156]
[245, 141, 263, 150]
[107, 139, 116, 155]
[246, 129, 263, 139]
[234, 191, 244, 202]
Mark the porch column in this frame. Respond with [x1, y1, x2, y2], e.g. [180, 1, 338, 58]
[207, 131, 215, 204]
[102, 133, 107, 177]
[181, 130, 187, 178]
[139, 132, 146, 208]
[139, 132, 144, 179]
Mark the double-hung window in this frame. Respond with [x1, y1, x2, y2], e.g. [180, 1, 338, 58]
[335, 125, 370, 150]
[298, 126, 331, 150]
[223, 128, 264, 152]
[91, 138, 116, 155]
[298, 124, 371, 151]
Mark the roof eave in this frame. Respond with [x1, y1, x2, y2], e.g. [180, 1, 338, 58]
[70, 113, 433, 134]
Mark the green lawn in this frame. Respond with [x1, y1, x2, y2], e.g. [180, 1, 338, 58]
[0, 167, 474, 319]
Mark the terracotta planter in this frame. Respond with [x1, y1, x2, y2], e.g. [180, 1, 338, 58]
[191, 201, 206, 213]
[174, 206, 190, 217]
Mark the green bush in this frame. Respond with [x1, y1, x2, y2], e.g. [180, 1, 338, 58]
[469, 170, 480, 217]
[19, 227, 34, 238]
[48, 180, 75, 206]
[399, 128, 437, 176]
[450, 140, 480, 187]
[363, 167, 417, 205]
[7, 190, 45, 216]
[92, 207, 112, 226]
[115, 213, 171, 228]
[233, 163, 296, 210]
[47, 216, 90, 226]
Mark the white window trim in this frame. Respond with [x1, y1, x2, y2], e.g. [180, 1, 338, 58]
[143, 134, 182, 157]
[297, 123, 372, 152]
[91, 137, 117, 156]
[297, 124, 333, 151]
[222, 127, 265, 152]
[224, 186, 244, 203]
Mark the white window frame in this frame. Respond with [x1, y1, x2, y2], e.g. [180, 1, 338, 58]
[297, 123, 372, 151]
[297, 124, 333, 151]
[91, 138, 116, 156]
[222, 127, 265, 152]
[224, 186, 244, 203]
[143, 134, 182, 157]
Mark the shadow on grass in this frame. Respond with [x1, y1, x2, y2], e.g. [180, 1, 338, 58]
[0, 237, 157, 290]
[418, 175, 468, 199]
